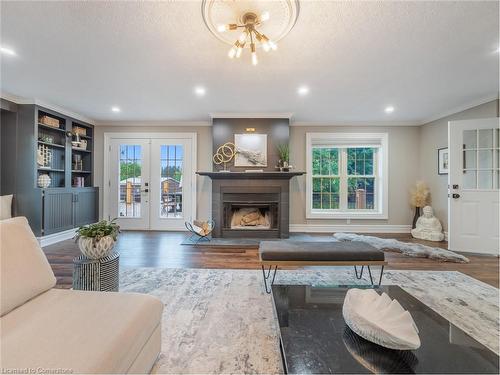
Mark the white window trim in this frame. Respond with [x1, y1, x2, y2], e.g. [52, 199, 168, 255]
[306, 132, 389, 219]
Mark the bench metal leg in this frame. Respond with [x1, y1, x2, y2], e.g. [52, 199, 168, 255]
[261, 265, 278, 294]
[354, 265, 364, 279]
[354, 265, 385, 286]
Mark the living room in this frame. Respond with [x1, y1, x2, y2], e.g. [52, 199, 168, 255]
[1, 1, 499, 374]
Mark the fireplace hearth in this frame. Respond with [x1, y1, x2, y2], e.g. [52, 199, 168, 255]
[197, 171, 304, 238]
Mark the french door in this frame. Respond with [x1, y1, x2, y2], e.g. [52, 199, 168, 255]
[107, 135, 195, 230]
[449, 118, 499, 255]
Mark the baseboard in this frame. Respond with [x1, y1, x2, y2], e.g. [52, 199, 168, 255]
[289, 224, 412, 234]
[38, 228, 77, 247]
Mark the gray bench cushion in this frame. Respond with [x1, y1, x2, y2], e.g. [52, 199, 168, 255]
[259, 241, 385, 262]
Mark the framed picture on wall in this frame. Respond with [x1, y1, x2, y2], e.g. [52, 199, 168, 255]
[438, 147, 449, 175]
[234, 133, 267, 167]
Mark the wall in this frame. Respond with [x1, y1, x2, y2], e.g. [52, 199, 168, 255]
[289, 125, 421, 228]
[212, 118, 289, 172]
[419, 99, 499, 231]
[93, 125, 213, 220]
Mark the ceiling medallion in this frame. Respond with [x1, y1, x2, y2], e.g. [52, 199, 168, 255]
[202, 0, 300, 66]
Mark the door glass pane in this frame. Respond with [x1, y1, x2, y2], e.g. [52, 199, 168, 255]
[478, 150, 493, 169]
[119, 145, 142, 217]
[463, 130, 477, 149]
[478, 170, 493, 189]
[478, 129, 493, 148]
[160, 145, 183, 218]
[463, 150, 476, 169]
[463, 170, 476, 189]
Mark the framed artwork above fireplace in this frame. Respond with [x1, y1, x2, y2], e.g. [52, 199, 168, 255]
[234, 133, 267, 167]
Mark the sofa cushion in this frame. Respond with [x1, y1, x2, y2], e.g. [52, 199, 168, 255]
[0, 194, 13, 219]
[0, 288, 164, 374]
[0, 217, 56, 316]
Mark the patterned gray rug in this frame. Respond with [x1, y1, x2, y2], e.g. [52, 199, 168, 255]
[120, 268, 499, 374]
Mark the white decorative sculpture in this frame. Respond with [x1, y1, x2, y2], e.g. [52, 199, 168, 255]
[342, 288, 421, 350]
[411, 206, 444, 241]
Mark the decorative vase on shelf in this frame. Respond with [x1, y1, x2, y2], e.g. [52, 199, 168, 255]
[78, 235, 115, 259]
[37, 174, 51, 188]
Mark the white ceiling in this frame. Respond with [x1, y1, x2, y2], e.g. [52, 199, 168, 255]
[1, 1, 498, 124]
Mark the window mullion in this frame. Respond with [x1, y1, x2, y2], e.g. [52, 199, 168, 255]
[340, 148, 348, 211]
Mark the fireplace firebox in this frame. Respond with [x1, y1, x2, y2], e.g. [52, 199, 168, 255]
[197, 171, 305, 239]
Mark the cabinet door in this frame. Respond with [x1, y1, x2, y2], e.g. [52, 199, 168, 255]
[43, 190, 74, 235]
[74, 189, 98, 227]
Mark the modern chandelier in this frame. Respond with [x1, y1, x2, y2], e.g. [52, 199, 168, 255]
[202, 0, 299, 66]
[217, 11, 276, 66]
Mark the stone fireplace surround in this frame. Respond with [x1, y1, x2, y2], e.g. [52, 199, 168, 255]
[197, 172, 304, 238]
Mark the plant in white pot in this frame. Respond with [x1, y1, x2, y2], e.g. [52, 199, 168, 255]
[75, 219, 120, 259]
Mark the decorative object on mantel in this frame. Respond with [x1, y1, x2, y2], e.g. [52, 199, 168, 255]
[75, 219, 120, 259]
[37, 173, 51, 188]
[276, 143, 290, 171]
[202, 0, 299, 66]
[333, 233, 469, 263]
[342, 288, 421, 350]
[213, 142, 236, 171]
[438, 147, 449, 175]
[411, 206, 445, 241]
[409, 181, 429, 228]
[234, 133, 267, 167]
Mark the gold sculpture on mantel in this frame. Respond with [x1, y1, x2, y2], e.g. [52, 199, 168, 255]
[213, 142, 236, 171]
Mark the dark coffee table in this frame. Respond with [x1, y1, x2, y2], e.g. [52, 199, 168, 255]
[272, 285, 499, 374]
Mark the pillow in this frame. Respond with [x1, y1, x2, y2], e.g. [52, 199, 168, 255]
[0, 194, 13, 220]
[0, 217, 56, 316]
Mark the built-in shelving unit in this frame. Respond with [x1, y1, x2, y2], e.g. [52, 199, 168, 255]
[70, 121, 94, 188]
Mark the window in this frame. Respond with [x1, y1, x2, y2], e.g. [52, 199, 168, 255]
[306, 133, 388, 219]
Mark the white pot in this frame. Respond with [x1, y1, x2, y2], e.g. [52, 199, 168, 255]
[78, 235, 115, 259]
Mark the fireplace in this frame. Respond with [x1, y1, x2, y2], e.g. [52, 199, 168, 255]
[197, 171, 304, 239]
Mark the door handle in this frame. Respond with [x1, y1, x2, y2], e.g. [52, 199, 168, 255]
[452, 193, 460, 199]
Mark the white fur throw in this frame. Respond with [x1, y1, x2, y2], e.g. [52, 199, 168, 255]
[333, 233, 469, 263]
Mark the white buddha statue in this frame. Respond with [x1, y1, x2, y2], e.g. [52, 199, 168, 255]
[411, 206, 444, 241]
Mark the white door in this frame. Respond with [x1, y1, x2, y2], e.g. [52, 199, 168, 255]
[109, 139, 151, 230]
[449, 118, 500, 255]
[150, 139, 193, 230]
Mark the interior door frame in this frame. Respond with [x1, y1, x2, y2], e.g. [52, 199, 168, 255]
[103, 132, 197, 229]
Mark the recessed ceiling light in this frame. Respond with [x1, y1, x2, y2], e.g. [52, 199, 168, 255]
[194, 86, 206, 97]
[111, 106, 121, 113]
[384, 106, 395, 114]
[0, 46, 16, 56]
[297, 86, 310, 96]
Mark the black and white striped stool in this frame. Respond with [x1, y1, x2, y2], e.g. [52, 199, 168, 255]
[72, 251, 119, 292]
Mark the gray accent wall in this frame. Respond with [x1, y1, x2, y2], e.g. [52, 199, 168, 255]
[419, 99, 499, 231]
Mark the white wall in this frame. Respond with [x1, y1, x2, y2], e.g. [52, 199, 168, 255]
[419, 99, 499, 231]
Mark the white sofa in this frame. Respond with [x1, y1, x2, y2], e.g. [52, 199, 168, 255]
[0, 217, 163, 374]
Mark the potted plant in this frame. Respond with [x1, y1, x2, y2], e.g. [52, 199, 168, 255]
[75, 219, 120, 259]
[277, 144, 290, 171]
[409, 181, 429, 229]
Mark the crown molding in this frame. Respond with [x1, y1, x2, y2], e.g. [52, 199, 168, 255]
[209, 112, 293, 119]
[94, 120, 211, 127]
[1, 92, 95, 125]
[291, 120, 420, 127]
[419, 93, 500, 125]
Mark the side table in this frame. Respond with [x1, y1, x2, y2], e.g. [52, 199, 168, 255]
[73, 251, 119, 291]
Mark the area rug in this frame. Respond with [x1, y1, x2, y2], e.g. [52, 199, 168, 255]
[334, 232, 469, 263]
[120, 268, 498, 374]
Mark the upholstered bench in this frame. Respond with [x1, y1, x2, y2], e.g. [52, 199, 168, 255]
[259, 241, 386, 293]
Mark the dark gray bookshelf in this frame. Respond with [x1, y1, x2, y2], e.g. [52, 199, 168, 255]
[0, 100, 98, 236]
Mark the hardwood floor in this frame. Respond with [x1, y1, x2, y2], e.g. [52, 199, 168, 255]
[43, 231, 500, 289]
